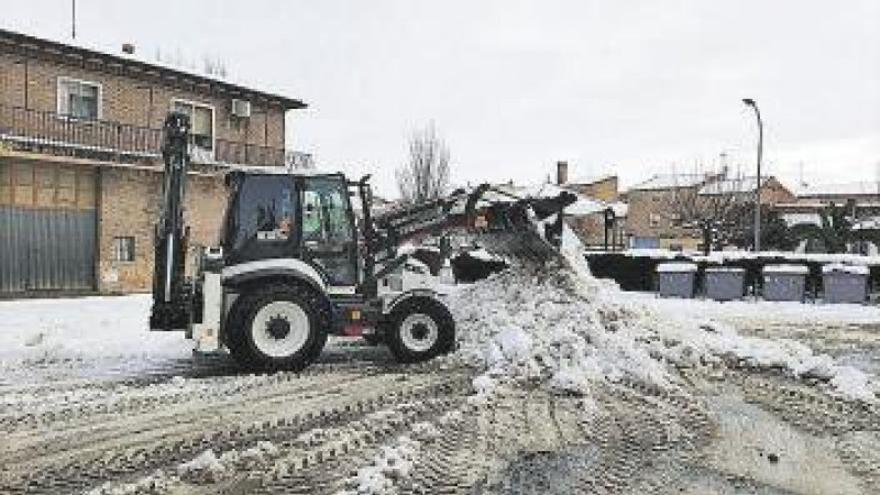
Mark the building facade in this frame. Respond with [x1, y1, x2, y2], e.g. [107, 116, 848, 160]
[0, 28, 305, 295]
[624, 173, 793, 251]
[624, 173, 710, 250]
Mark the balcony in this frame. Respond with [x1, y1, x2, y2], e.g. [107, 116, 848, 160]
[0, 104, 288, 168]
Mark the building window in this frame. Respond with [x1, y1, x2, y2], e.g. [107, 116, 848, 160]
[113, 236, 136, 262]
[57, 78, 101, 120]
[172, 100, 214, 152]
[649, 213, 661, 228]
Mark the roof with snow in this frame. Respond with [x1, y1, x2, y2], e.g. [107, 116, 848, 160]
[0, 28, 306, 110]
[628, 173, 709, 192]
[538, 183, 607, 216]
[698, 176, 769, 195]
[796, 181, 880, 198]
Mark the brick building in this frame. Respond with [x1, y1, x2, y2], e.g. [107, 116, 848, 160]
[554, 161, 620, 202]
[776, 181, 880, 229]
[624, 173, 710, 250]
[625, 173, 794, 250]
[554, 161, 627, 248]
[0, 28, 305, 295]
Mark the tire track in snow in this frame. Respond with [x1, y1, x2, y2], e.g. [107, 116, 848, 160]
[0, 368, 471, 495]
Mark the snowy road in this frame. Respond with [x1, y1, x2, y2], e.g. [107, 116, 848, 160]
[626, 292, 880, 377]
[1, 280, 879, 494]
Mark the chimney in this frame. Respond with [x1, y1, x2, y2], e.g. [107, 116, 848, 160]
[556, 161, 569, 185]
[122, 43, 135, 55]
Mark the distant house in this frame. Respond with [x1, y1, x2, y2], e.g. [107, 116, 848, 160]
[698, 176, 794, 205]
[0, 28, 306, 295]
[554, 161, 626, 248]
[624, 173, 792, 251]
[623, 173, 714, 250]
[776, 181, 880, 229]
[795, 181, 880, 206]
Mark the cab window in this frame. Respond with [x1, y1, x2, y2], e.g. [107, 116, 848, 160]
[223, 175, 297, 263]
[302, 178, 353, 244]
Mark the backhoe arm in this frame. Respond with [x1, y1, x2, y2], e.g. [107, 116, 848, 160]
[150, 112, 193, 331]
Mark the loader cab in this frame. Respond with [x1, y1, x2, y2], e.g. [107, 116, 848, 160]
[221, 172, 359, 287]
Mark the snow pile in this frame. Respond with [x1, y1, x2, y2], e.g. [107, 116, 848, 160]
[449, 264, 672, 397]
[650, 318, 877, 401]
[446, 233, 878, 402]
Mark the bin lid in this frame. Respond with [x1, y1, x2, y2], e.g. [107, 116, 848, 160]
[705, 266, 745, 273]
[821, 263, 869, 275]
[763, 264, 809, 275]
[656, 262, 698, 273]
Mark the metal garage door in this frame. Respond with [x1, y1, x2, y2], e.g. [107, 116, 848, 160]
[0, 206, 96, 292]
[0, 161, 97, 294]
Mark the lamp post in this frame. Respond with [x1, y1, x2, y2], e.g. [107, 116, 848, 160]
[742, 98, 763, 251]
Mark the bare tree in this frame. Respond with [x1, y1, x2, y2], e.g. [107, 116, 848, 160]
[667, 175, 749, 254]
[396, 122, 451, 204]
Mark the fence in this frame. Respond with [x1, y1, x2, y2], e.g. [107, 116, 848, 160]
[0, 104, 287, 167]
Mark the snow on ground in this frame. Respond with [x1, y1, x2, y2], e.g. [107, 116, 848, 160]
[0, 232, 877, 404]
[446, 228, 879, 402]
[623, 291, 880, 326]
[0, 294, 191, 379]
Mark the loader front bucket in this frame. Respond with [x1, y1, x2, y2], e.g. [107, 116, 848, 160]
[463, 186, 577, 264]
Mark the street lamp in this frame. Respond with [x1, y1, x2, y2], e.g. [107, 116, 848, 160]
[742, 98, 763, 251]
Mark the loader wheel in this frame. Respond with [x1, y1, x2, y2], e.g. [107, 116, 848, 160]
[227, 284, 329, 371]
[385, 297, 455, 363]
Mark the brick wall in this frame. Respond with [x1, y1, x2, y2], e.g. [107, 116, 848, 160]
[567, 176, 619, 202]
[625, 188, 697, 242]
[566, 213, 625, 248]
[0, 51, 286, 150]
[98, 167, 228, 293]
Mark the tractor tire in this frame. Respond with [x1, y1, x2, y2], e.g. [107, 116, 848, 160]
[385, 296, 455, 364]
[227, 283, 330, 371]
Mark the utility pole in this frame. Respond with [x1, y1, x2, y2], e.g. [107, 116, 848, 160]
[742, 98, 763, 252]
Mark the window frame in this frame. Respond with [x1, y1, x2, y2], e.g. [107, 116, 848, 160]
[112, 236, 136, 263]
[56, 76, 103, 121]
[171, 98, 216, 157]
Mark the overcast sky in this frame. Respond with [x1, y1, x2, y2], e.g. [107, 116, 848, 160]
[3, 1, 879, 198]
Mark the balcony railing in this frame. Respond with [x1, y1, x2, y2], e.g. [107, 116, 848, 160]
[0, 104, 287, 167]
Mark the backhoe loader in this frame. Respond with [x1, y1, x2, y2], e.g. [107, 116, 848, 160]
[150, 112, 574, 370]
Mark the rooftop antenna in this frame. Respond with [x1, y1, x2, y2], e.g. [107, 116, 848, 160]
[71, 0, 76, 40]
